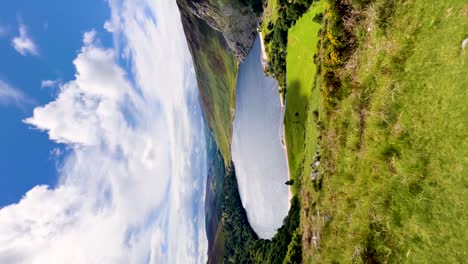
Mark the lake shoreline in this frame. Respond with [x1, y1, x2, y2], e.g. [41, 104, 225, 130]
[259, 31, 292, 201]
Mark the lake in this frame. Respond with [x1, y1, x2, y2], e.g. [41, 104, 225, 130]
[231, 35, 290, 239]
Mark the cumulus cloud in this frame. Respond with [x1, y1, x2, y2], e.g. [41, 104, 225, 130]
[25, 39, 133, 146]
[83, 30, 97, 45]
[11, 23, 39, 56]
[0, 0, 208, 263]
[0, 79, 30, 107]
[103, 21, 117, 33]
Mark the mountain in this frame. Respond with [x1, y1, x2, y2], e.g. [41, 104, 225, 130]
[176, 0, 261, 163]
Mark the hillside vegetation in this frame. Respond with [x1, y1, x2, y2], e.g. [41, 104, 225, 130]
[179, 0, 467, 262]
[298, 0, 468, 262]
[285, 1, 326, 195]
[177, 3, 238, 163]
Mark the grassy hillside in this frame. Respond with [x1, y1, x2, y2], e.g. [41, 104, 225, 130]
[177, 4, 238, 163]
[299, 0, 468, 262]
[285, 1, 326, 195]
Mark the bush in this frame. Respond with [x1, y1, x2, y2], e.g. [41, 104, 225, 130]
[264, 31, 273, 43]
[317, 0, 357, 109]
[312, 12, 324, 23]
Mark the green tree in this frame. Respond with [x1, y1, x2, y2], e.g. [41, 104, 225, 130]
[282, 229, 302, 264]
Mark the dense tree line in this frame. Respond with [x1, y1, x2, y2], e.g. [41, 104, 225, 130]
[240, 0, 264, 14]
[222, 163, 301, 263]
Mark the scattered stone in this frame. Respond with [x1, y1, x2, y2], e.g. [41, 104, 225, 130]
[313, 152, 319, 160]
[315, 160, 320, 167]
[462, 38, 468, 49]
[310, 171, 318, 180]
[312, 232, 320, 247]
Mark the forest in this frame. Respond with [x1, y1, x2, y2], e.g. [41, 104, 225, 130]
[222, 163, 301, 264]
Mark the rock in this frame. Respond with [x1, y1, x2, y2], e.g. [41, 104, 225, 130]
[177, 0, 260, 61]
[462, 38, 468, 50]
[312, 232, 320, 247]
[311, 171, 318, 180]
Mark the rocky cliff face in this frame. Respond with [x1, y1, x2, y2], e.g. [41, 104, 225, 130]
[178, 0, 260, 61]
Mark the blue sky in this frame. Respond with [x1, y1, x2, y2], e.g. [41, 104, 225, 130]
[0, 0, 111, 206]
[0, 0, 208, 262]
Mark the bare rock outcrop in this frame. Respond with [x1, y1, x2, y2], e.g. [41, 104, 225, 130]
[178, 0, 260, 61]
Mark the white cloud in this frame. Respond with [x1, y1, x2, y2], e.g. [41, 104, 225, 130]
[83, 30, 96, 45]
[103, 20, 116, 33]
[50, 147, 63, 157]
[41, 80, 58, 88]
[0, 79, 30, 107]
[11, 23, 39, 56]
[0, 0, 208, 263]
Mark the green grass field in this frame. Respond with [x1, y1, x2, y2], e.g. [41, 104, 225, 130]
[284, 1, 326, 194]
[299, 0, 468, 262]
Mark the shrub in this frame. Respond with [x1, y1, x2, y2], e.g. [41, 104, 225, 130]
[312, 12, 324, 23]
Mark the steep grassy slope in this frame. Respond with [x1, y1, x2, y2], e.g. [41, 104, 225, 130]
[285, 1, 326, 195]
[299, 0, 468, 262]
[177, 3, 238, 163]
